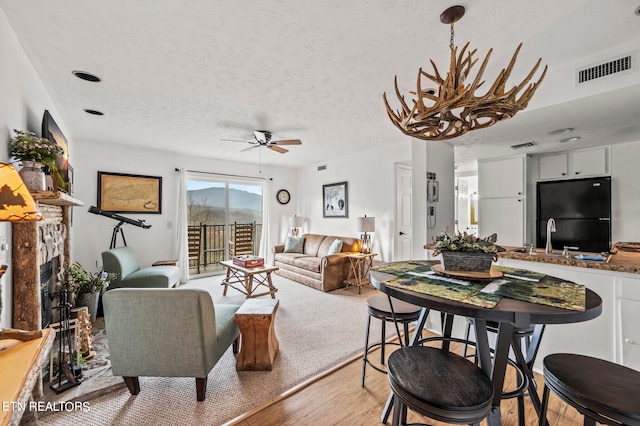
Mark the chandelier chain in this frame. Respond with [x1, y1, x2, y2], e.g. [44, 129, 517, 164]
[450, 23, 454, 48]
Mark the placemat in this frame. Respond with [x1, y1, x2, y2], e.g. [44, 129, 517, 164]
[373, 261, 586, 311]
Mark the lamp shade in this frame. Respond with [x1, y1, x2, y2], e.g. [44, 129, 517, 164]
[289, 215, 304, 227]
[0, 163, 43, 222]
[357, 216, 375, 233]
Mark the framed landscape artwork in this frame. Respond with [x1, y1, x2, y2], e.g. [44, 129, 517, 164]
[97, 171, 162, 213]
[323, 181, 348, 218]
[42, 110, 70, 193]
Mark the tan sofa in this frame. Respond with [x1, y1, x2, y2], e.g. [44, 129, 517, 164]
[273, 234, 359, 292]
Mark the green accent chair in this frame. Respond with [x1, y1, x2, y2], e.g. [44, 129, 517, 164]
[103, 288, 240, 401]
[102, 247, 180, 289]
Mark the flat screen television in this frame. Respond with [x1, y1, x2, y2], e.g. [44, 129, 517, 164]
[42, 110, 70, 193]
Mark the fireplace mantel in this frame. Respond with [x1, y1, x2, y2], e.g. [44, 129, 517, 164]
[12, 191, 83, 330]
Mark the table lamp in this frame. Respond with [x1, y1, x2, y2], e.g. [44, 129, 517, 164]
[289, 215, 304, 237]
[357, 215, 375, 254]
[0, 163, 44, 341]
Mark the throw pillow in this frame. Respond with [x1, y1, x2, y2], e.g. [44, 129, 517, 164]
[284, 236, 305, 253]
[327, 239, 343, 254]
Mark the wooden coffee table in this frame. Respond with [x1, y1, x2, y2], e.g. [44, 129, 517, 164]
[235, 298, 280, 371]
[220, 260, 278, 298]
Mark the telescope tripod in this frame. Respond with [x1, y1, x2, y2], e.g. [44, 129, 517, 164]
[110, 221, 127, 249]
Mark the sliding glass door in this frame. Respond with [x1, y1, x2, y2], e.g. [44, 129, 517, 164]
[186, 177, 263, 275]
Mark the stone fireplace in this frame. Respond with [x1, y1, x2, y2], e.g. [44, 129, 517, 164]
[12, 192, 82, 330]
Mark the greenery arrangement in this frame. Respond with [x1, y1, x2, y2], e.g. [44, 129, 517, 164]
[67, 263, 115, 294]
[432, 231, 505, 256]
[9, 129, 63, 166]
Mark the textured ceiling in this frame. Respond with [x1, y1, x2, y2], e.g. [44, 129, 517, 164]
[2, 0, 640, 170]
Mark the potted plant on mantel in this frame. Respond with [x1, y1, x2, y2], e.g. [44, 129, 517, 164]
[9, 129, 64, 191]
[432, 231, 505, 272]
[67, 263, 115, 323]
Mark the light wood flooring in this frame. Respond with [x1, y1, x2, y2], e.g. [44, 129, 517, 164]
[230, 330, 585, 426]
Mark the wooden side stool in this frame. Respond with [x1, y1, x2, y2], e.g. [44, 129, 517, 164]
[235, 298, 279, 371]
[539, 353, 640, 425]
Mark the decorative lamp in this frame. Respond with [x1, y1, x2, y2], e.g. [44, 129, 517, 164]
[0, 163, 44, 222]
[0, 162, 43, 342]
[289, 215, 304, 237]
[357, 215, 375, 254]
[383, 5, 547, 141]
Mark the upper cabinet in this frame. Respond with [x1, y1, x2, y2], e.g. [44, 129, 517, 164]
[478, 156, 524, 198]
[538, 147, 609, 180]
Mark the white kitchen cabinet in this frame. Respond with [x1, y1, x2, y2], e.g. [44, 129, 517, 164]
[478, 197, 524, 246]
[478, 156, 524, 198]
[538, 147, 608, 180]
[571, 147, 608, 177]
[539, 153, 568, 180]
[618, 276, 640, 371]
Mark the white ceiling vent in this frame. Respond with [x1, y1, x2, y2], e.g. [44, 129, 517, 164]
[576, 53, 636, 85]
[511, 141, 537, 150]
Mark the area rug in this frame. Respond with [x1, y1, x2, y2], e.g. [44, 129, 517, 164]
[31, 274, 385, 425]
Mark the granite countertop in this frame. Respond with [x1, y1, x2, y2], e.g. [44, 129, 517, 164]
[424, 242, 640, 275]
[497, 248, 640, 275]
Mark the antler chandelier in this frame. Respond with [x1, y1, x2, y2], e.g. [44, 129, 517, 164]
[383, 5, 547, 141]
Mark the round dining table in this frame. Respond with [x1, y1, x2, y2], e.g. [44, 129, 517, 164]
[370, 261, 603, 426]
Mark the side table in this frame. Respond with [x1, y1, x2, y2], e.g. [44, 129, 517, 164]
[235, 298, 280, 371]
[344, 253, 377, 293]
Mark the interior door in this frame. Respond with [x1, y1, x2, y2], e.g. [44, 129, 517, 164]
[396, 163, 412, 260]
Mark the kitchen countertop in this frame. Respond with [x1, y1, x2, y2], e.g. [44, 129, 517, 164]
[498, 248, 640, 275]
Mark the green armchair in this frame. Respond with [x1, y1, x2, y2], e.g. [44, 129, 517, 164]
[103, 288, 240, 401]
[102, 246, 180, 289]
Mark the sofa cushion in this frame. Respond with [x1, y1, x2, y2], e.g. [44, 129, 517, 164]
[318, 235, 358, 257]
[327, 239, 343, 254]
[284, 236, 305, 253]
[122, 265, 180, 288]
[274, 252, 309, 266]
[302, 234, 327, 256]
[293, 256, 322, 273]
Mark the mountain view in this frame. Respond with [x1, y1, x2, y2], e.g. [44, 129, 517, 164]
[187, 187, 262, 226]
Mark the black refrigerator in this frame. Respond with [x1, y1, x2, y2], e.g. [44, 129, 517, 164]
[536, 177, 611, 252]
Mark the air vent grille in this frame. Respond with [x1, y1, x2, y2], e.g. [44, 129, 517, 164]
[317, 165, 327, 171]
[577, 55, 632, 84]
[511, 141, 537, 150]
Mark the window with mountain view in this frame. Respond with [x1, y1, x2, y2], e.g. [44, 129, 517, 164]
[187, 179, 263, 274]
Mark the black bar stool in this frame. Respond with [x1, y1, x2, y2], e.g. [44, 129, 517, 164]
[387, 345, 494, 425]
[361, 294, 422, 387]
[539, 353, 640, 425]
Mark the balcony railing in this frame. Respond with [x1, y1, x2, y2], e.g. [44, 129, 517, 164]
[188, 222, 262, 273]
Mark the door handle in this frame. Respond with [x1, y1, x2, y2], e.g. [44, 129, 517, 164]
[399, 231, 406, 235]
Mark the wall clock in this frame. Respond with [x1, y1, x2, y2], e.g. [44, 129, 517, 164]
[276, 189, 290, 205]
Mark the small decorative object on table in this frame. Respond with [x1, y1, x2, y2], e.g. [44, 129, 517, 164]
[233, 255, 264, 268]
[9, 129, 64, 191]
[432, 231, 505, 272]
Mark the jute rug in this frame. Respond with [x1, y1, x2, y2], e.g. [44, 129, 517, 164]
[32, 274, 386, 425]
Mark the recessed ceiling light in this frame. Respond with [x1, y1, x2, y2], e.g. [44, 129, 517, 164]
[549, 127, 574, 135]
[72, 70, 101, 82]
[635, 5, 640, 16]
[558, 136, 581, 143]
[84, 109, 104, 116]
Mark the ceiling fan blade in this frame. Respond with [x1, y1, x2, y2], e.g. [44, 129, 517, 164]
[241, 145, 261, 152]
[221, 138, 254, 143]
[268, 145, 288, 154]
[271, 139, 302, 145]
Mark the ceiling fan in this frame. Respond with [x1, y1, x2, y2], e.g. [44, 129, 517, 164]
[222, 130, 302, 154]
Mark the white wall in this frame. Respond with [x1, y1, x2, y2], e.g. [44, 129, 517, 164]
[295, 142, 411, 262]
[0, 9, 71, 328]
[72, 140, 298, 271]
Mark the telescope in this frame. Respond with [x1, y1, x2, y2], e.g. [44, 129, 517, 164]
[88, 206, 151, 248]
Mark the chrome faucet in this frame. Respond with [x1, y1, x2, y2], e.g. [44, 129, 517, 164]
[545, 218, 556, 254]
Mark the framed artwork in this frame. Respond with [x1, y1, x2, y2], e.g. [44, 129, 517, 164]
[42, 110, 70, 193]
[323, 181, 348, 218]
[97, 171, 162, 213]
